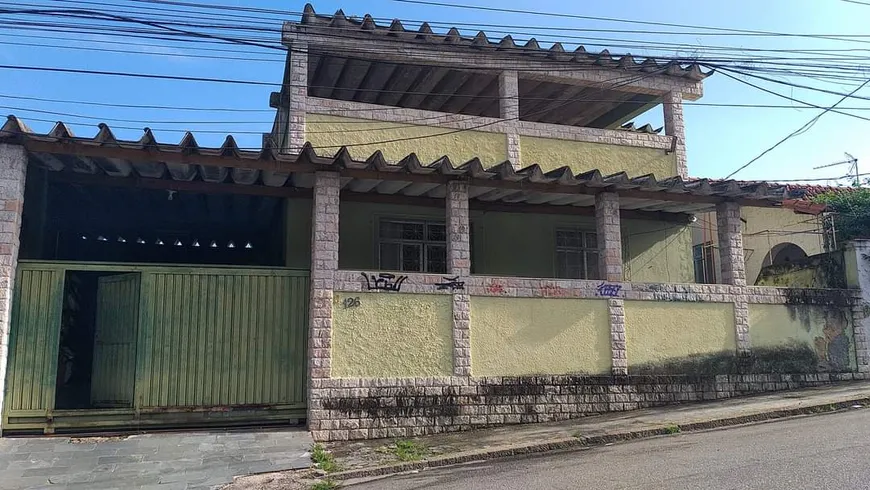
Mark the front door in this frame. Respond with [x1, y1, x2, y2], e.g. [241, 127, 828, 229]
[90, 273, 140, 408]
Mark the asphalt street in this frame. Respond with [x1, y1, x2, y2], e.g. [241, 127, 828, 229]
[349, 408, 870, 489]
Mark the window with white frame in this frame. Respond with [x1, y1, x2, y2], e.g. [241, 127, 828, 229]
[555, 228, 600, 280]
[378, 219, 447, 273]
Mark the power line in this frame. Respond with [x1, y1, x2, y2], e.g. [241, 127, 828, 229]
[390, 0, 870, 44]
[724, 78, 870, 179]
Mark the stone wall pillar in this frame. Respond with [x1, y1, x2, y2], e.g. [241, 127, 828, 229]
[595, 192, 623, 282]
[499, 70, 521, 167]
[716, 202, 746, 287]
[286, 41, 308, 152]
[447, 181, 471, 375]
[609, 299, 627, 375]
[845, 240, 870, 375]
[0, 144, 27, 427]
[716, 201, 750, 353]
[663, 91, 687, 179]
[307, 171, 339, 426]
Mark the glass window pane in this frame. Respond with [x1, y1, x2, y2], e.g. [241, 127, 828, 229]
[427, 223, 446, 242]
[401, 223, 425, 241]
[401, 243, 422, 271]
[585, 252, 600, 280]
[379, 221, 404, 240]
[584, 232, 598, 250]
[426, 244, 447, 274]
[379, 242, 400, 270]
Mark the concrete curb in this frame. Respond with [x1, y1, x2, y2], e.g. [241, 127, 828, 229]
[329, 396, 870, 482]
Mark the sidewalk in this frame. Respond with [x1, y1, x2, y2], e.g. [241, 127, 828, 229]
[320, 381, 870, 482]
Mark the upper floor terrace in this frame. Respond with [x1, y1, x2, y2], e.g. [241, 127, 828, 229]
[270, 5, 709, 179]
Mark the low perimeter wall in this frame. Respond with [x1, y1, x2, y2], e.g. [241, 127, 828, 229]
[308, 271, 869, 441]
[311, 372, 860, 441]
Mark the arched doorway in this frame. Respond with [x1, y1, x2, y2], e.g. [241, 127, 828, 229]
[762, 242, 808, 268]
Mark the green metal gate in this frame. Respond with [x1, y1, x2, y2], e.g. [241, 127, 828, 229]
[2, 262, 309, 434]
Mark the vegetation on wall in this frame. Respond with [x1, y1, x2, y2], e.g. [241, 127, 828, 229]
[814, 188, 870, 242]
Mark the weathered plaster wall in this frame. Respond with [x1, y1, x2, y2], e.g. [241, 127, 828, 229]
[285, 198, 312, 269]
[624, 221, 694, 283]
[749, 303, 856, 372]
[694, 208, 823, 285]
[519, 136, 677, 177]
[305, 114, 508, 166]
[331, 292, 453, 377]
[469, 296, 611, 376]
[625, 301, 736, 368]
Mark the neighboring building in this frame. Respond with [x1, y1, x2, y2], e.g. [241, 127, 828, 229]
[0, 5, 867, 440]
[692, 185, 843, 285]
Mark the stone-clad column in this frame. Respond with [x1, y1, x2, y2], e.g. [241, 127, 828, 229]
[447, 181, 471, 376]
[663, 91, 687, 178]
[0, 144, 26, 428]
[716, 202, 746, 287]
[595, 192, 623, 282]
[499, 71, 521, 167]
[609, 299, 628, 375]
[307, 171, 339, 425]
[717, 201, 750, 354]
[287, 41, 308, 152]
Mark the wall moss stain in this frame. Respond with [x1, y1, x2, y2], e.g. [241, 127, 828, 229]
[306, 114, 507, 166]
[332, 292, 453, 377]
[625, 301, 736, 368]
[520, 136, 677, 178]
[749, 303, 855, 372]
[469, 296, 611, 376]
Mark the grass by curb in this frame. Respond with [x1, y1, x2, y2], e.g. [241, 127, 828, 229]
[331, 396, 870, 483]
[311, 444, 341, 474]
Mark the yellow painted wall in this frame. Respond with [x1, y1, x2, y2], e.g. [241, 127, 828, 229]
[749, 304, 856, 371]
[742, 208, 823, 285]
[625, 301, 736, 367]
[520, 136, 677, 178]
[331, 292, 453, 377]
[306, 114, 508, 166]
[624, 220, 694, 283]
[693, 208, 823, 285]
[470, 296, 611, 376]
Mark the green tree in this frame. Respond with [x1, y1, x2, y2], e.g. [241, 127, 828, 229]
[813, 188, 870, 242]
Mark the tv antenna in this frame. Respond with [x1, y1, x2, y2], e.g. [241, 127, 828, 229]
[814, 152, 859, 185]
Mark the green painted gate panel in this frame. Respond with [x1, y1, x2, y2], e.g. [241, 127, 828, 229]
[137, 271, 309, 408]
[4, 268, 63, 414]
[90, 273, 140, 408]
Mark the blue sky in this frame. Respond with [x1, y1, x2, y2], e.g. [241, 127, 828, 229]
[3, 0, 870, 183]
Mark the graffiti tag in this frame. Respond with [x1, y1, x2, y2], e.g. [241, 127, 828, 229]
[540, 284, 566, 297]
[436, 276, 465, 291]
[596, 283, 623, 298]
[486, 282, 505, 295]
[361, 272, 407, 292]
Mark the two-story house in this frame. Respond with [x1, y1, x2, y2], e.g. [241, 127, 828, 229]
[0, 5, 864, 440]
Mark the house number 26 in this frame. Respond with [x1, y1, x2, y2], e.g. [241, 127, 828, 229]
[343, 297, 361, 308]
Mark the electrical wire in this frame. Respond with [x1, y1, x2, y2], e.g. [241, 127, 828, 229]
[724, 78, 870, 179]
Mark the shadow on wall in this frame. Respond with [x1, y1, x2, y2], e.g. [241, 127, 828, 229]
[630, 343, 848, 375]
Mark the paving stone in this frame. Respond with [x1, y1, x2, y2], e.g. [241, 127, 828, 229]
[0, 428, 313, 490]
[21, 466, 73, 477]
